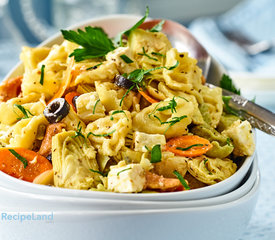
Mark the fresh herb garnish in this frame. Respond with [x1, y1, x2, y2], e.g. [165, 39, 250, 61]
[151, 52, 165, 57]
[117, 6, 149, 46]
[110, 110, 128, 120]
[8, 149, 28, 168]
[222, 96, 240, 116]
[89, 169, 107, 177]
[150, 144, 162, 163]
[39, 64, 45, 85]
[117, 167, 132, 176]
[173, 170, 190, 190]
[157, 97, 177, 113]
[61, 26, 115, 62]
[149, 20, 165, 32]
[87, 129, 116, 138]
[71, 122, 86, 141]
[176, 144, 204, 151]
[138, 47, 158, 61]
[13, 104, 34, 120]
[93, 99, 100, 114]
[153, 115, 187, 133]
[220, 74, 240, 95]
[120, 54, 134, 63]
[86, 62, 103, 70]
[119, 85, 135, 106]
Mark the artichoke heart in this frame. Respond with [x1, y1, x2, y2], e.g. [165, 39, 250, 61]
[52, 130, 100, 189]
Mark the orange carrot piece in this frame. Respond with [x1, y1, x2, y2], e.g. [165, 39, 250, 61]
[47, 57, 74, 104]
[65, 91, 80, 112]
[0, 148, 52, 182]
[165, 135, 212, 157]
[138, 89, 159, 104]
[0, 76, 22, 102]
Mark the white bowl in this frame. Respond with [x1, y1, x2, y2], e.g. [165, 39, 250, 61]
[0, 170, 260, 240]
[0, 153, 258, 211]
[1, 15, 255, 201]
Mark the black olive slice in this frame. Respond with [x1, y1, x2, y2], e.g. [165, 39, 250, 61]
[114, 74, 135, 89]
[43, 98, 70, 123]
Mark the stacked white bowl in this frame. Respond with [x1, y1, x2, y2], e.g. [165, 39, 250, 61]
[0, 16, 260, 240]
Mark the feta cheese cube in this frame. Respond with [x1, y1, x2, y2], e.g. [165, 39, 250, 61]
[107, 162, 146, 193]
[222, 120, 255, 156]
[134, 131, 166, 152]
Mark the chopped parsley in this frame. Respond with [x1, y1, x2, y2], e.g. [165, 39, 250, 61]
[151, 52, 165, 57]
[153, 115, 187, 133]
[117, 6, 149, 46]
[220, 74, 241, 95]
[110, 110, 128, 120]
[150, 20, 165, 32]
[157, 97, 177, 113]
[89, 169, 107, 177]
[138, 47, 158, 61]
[8, 149, 28, 168]
[176, 144, 204, 151]
[120, 54, 134, 63]
[93, 99, 100, 114]
[87, 129, 116, 138]
[61, 26, 115, 62]
[150, 144, 162, 163]
[39, 64, 45, 85]
[117, 167, 132, 176]
[173, 170, 190, 190]
[71, 122, 86, 142]
[13, 104, 34, 120]
[119, 61, 179, 106]
[86, 62, 103, 70]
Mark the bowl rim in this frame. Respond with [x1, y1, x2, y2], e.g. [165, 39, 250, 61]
[0, 14, 256, 200]
[0, 154, 258, 211]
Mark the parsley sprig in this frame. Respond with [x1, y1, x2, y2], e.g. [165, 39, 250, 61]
[61, 26, 115, 62]
[119, 61, 179, 106]
[220, 74, 240, 95]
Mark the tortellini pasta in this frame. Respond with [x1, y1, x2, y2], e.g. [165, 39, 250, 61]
[86, 111, 132, 156]
[133, 97, 194, 138]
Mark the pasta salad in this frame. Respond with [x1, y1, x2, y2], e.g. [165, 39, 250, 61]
[0, 12, 255, 193]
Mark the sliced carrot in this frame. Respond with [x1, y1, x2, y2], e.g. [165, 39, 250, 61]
[165, 135, 212, 157]
[0, 148, 52, 182]
[65, 91, 80, 112]
[138, 89, 159, 104]
[47, 57, 74, 104]
[0, 76, 22, 102]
